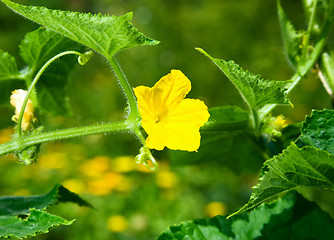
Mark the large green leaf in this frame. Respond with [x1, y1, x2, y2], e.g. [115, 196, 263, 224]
[0, 209, 73, 238]
[0, 50, 24, 106]
[201, 106, 250, 132]
[0, 185, 91, 216]
[170, 106, 265, 173]
[157, 193, 334, 240]
[0, 49, 20, 81]
[297, 109, 334, 155]
[19, 27, 81, 72]
[231, 109, 334, 216]
[277, 0, 304, 67]
[19, 27, 83, 116]
[1, 0, 159, 59]
[0, 185, 92, 238]
[196, 48, 290, 111]
[230, 143, 334, 216]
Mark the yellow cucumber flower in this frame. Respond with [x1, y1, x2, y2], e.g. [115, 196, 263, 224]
[10, 89, 34, 131]
[134, 70, 210, 151]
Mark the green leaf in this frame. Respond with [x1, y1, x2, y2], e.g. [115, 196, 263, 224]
[20, 27, 82, 116]
[0, 50, 24, 106]
[196, 48, 291, 111]
[277, 0, 304, 67]
[297, 109, 334, 154]
[0, 184, 92, 216]
[0, 209, 73, 238]
[170, 106, 264, 174]
[1, 0, 159, 59]
[231, 143, 334, 216]
[0, 185, 91, 238]
[201, 106, 250, 132]
[157, 193, 334, 240]
[0, 49, 20, 81]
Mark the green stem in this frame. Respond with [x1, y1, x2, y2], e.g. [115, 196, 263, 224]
[16, 50, 83, 136]
[259, 11, 333, 119]
[301, 0, 317, 63]
[108, 56, 140, 121]
[1, 121, 132, 156]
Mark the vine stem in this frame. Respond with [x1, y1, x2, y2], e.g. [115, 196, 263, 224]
[16, 50, 84, 137]
[1, 121, 133, 156]
[108, 56, 140, 122]
[107, 58, 158, 170]
[301, 0, 317, 63]
[259, 8, 333, 120]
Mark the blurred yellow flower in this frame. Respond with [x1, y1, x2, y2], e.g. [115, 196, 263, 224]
[10, 89, 34, 131]
[87, 172, 122, 195]
[156, 171, 178, 189]
[205, 201, 227, 218]
[273, 115, 290, 131]
[107, 215, 128, 232]
[112, 156, 137, 172]
[79, 156, 110, 178]
[134, 70, 210, 151]
[62, 179, 86, 194]
[38, 152, 67, 170]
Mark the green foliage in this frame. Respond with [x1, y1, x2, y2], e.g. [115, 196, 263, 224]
[232, 110, 334, 216]
[231, 143, 334, 216]
[0, 209, 73, 239]
[277, 0, 304, 67]
[297, 110, 334, 154]
[0, 50, 23, 106]
[170, 106, 265, 173]
[196, 48, 291, 111]
[201, 106, 250, 132]
[1, 0, 159, 59]
[158, 193, 334, 240]
[0, 185, 91, 238]
[0, 0, 334, 239]
[0, 49, 20, 81]
[20, 27, 83, 116]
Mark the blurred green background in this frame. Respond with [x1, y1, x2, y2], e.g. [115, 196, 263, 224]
[0, 0, 333, 239]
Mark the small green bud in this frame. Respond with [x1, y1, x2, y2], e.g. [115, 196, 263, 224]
[15, 144, 40, 165]
[78, 51, 94, 65]
[135, 146, 158, 171]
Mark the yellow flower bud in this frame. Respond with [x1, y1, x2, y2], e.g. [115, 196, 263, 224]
[10, 89, 34, 131]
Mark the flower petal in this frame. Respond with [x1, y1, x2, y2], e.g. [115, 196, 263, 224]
[134, 70, 192, 121]
[133, 85, 156, 119]
[152, 70, 191, 111]
[142, 98, 210, 151]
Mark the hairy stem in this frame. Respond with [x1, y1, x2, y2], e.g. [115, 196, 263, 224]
[0, 121, 133, 156]
[108, 56, 140, 121]
[259, 11, 333, 119]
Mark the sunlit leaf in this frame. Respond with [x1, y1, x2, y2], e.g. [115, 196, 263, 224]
[0, 185, 92, 238]
[0, 185, 91, 216]
[0, 50, 20, 81]
[201, 106, 250, 132]
[158, 193, 334, 239]
[0, 50, 24, 106]
[0, 209, 73, 238]
[1, 0, 159, 59]
[196, 48, 290, 111]
[170, 106, 264, 173]
[19, 27, 82, 116]
[231, 143, 334, 216]
[297, 109, 334, 154]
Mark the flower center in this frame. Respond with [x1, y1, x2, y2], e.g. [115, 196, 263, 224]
[154, 116, 160, 123]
